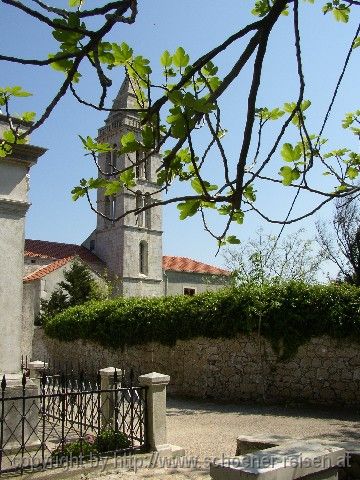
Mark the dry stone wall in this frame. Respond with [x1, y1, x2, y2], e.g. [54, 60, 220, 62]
[32, 327, 360, 406]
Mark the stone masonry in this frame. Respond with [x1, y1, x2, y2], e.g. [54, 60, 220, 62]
[33, 329, 360, 406]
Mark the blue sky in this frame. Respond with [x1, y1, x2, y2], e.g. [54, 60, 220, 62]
[1, 1, 359, 276]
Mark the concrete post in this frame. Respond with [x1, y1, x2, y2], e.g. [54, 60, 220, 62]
[0, 117, 46, 375]
[99, 367, 122, 429]
[0, 116, 46, 451]
[28, 361, 48, 379]
[138, 372, 170, 452]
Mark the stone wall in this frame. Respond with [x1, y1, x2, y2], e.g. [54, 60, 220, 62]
[32, 328, 360, 406]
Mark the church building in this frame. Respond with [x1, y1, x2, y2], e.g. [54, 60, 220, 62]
[19, 79, 229, 344]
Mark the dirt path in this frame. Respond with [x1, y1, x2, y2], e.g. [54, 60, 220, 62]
[63, 397, 360, 480]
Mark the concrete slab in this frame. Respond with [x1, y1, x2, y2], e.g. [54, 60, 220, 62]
[236, 434, 296, 455]
[211, 442, 345, 480]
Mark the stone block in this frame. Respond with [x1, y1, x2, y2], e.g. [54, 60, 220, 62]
[211, 442, 345, 480]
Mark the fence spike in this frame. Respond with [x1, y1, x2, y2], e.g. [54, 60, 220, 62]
[41, 371, 47, 388]
[1, 374, 6, 391]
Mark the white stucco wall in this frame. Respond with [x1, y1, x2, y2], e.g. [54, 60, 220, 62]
[164, 271, 229, 296]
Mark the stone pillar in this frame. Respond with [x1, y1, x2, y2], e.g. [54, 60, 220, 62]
[99, 367, 122, 429]
[0, 116, 46, 452]
[0, 117, 46, 375]
[139, 372, 170, 452]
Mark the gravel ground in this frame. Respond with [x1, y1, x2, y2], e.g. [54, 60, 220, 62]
[72, 397, 360, 480]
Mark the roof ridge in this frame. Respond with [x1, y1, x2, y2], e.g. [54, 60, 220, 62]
[23, 256, 74, 282]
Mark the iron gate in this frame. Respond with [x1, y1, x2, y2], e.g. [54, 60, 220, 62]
[0, 369, 147, 475]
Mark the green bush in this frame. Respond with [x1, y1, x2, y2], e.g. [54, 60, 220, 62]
[51, 430, 130, 462]
[51, 439, 95, 462]
[94, 429, 130, 453]
[44, 282, 360, 359]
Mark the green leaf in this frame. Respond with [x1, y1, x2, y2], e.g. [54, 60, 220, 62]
[160, 50, 172, 67]
[201, 61, 218, 77]
[131, 56, 152, 77]
[191, 178, 218, 194]
[71, 186, 86, 201]
[281, 143, 302, 162]
[68, 0, 82, 6]
[104, 181, 121, 196]
[119, 169, 136, 187]
[142, 126, 154, 149]
[0, 86, 32, 97]
[19, 111, 36, 122]
[2, 130, 16, 144]
[243, 185, 256, 202]
[79, 135, 111, 153]
[346, 166, 359, 180]
[333, 6, 350, 22]
[120, 132, 141, 153]
[279, 166, 301, 186]
[353, 37, 360, 49]
[251, 0, 271, 17]
[233, 210, 244, 224]
[112, 42, 133, 65]
[173, 47, 190, 68]
[167, 90, 184, 105]
[177, 200, 200, 220]
[167, 106, 187, 138]
[226, 235, 241, 245]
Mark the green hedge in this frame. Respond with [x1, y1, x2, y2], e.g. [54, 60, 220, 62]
[44, 282, 360, 359]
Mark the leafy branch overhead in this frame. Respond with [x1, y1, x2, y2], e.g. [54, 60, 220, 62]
[1, 0, 360, 245]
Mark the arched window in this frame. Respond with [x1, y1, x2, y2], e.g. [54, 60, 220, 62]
[144, 193, 151, 229]
[139, 241, 148, 275]
[135, 151, 142, 179]
[135, 190, 144, 227]
[104, 196, 116, 223]
[111, 196, 116, 219]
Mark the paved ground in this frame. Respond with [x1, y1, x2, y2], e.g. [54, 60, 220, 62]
[56, 397, 360, 480]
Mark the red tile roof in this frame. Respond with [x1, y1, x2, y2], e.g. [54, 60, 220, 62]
[163, 256, 229, 276]
[24, 239, 102, 264]
[23, 257, 74, 282]
[24, 239, 229, 280]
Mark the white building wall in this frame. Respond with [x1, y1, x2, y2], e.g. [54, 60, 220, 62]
[164, 271, 229, 296]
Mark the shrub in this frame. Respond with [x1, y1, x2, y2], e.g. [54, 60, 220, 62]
[94, 429, 130, 453]
[44, 281, 360, 359]
[36, 260, 107, 326]
[51, 439, 95, 462]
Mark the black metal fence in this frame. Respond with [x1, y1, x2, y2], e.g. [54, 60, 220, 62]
[0, 366, 147, 475]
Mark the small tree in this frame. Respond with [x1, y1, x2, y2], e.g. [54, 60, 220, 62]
[224, 228, 323, 285]
[36, 260, 106, 325]
[316, 197, 360, 285]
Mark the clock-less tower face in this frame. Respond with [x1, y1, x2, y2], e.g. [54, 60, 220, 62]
[85, 79, 164, 297]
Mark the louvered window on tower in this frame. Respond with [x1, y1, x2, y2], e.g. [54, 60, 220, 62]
[136, 191, 144, 227]
[144, 193, 151, 229]
[139, 241, 148, 275]
[135, 151, 146, 179]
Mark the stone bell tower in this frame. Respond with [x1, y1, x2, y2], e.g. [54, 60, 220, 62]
[83, 78, 164, 297]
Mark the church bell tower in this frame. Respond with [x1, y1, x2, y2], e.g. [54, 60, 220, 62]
[83, 79, 164, 297]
